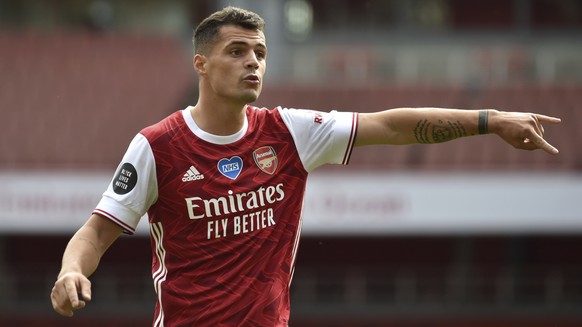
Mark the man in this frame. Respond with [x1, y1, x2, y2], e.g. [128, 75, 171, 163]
[50, 6, 561, 327]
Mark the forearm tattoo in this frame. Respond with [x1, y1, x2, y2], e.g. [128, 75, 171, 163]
[414, 119, 468, 144]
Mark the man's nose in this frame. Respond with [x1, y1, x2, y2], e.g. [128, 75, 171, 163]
[245, 53, 260, 69]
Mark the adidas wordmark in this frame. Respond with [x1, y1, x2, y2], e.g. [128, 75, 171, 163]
[182, 165, 204, 182]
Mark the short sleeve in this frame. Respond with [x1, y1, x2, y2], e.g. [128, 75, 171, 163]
[93, 133, 158, 234]
[278, 107, 358, 172]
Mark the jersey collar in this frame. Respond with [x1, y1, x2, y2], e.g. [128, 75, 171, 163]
[182, 106, 249, 145]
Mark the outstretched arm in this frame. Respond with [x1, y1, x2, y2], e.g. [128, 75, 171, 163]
[355, 108, 561, 154]
[50, 214, 122, 317]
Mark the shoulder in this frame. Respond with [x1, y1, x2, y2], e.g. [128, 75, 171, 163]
[246, 105, 285, 127]
[140, 110, 184, 143]
[246, 105, 281, 117]
[247, 105, 322, 124]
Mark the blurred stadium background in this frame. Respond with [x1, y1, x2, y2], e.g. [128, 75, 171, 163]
[1, 0, 581, 326]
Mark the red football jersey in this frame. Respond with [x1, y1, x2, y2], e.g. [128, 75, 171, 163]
[94, 106, 357, 326]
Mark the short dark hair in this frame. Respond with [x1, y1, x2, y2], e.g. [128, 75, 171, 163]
[193, 6, 266, 55]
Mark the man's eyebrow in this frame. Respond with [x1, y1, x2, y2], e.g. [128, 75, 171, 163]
[226, 40, 267, 49]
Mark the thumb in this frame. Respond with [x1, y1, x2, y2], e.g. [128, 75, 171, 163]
[79, 278, 92, 302]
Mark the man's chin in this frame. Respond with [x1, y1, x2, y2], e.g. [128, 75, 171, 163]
[241, 91, 261, 104]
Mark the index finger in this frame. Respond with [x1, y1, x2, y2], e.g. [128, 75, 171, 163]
[64, 279, 81, 307]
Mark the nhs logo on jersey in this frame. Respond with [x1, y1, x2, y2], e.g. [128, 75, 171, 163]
[217, 156, 243, 180]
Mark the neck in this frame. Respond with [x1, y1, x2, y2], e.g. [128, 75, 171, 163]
[190, 98, 247, 136]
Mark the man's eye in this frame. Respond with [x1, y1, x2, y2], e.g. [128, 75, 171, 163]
[230, 49, 241, 56]
[256, 51, 266, 60]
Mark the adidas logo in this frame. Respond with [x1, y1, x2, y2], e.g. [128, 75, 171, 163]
[182, 165, 205, 182]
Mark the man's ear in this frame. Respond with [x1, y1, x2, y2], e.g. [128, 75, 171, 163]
[193, 54, 208, 75]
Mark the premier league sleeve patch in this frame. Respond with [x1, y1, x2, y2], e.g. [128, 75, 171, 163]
[112, 163, 138, 194]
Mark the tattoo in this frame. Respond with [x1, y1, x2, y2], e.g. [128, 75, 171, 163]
[414, 119, 468, 144]
[478, 110, 489, 134]
[447, 120, 468, 139]
[414, 120, 431, 143]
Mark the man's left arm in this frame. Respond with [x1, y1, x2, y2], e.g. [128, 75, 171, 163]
[355, 108, 561, 155]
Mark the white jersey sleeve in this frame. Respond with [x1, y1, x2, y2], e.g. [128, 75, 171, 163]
[93, 133, 158, 234]
[278, 107, 358, 172]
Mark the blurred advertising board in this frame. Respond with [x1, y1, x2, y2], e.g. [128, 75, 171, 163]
[0, 171, 580, 235]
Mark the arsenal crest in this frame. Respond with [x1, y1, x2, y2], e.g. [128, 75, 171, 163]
[253, 146, 278, 175]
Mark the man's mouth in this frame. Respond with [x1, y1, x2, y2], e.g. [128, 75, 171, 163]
[243, 74, 260, 84]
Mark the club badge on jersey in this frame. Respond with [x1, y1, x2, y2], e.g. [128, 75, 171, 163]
[253, 146, 278, 175]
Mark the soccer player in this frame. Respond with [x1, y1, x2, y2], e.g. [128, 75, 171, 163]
[50, 6, 561, 327]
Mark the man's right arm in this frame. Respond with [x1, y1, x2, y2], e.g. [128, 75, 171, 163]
[50, 214, 123, 317]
